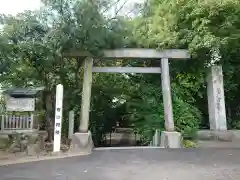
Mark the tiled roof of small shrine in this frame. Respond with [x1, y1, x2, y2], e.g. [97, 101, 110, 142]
[4, 87, 45, 98]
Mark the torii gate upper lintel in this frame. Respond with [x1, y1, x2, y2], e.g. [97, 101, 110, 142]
[64, 48, 190, 59]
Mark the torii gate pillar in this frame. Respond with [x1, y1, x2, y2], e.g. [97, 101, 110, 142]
[70, 57, 94, 154]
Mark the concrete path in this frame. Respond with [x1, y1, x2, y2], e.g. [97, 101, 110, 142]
[1, 148, 240, 180]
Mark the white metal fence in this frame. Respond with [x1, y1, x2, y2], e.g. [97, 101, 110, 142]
[0, 114, 35, 132]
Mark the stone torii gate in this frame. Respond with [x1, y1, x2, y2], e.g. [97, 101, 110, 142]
[65, 48, 227, 153]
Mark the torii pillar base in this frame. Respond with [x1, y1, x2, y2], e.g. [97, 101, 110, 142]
[160, 131, 182, 148]
[70, 131, 94, 154]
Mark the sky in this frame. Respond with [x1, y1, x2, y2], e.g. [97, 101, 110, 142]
[0, 0, 144, 15]
[0, 0, 42, 15]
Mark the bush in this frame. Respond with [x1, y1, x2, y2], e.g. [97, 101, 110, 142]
[172, 96, 201, 140]
[171, 82, 202, 140]
[126, 80, 202, 144]
[183, 140, 197, 148]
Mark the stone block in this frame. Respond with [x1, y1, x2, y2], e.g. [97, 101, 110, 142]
[160, 131, 182, 148]
[70, 131, 93, 154]
[229, 130, 240, 139]
[27, 134, 38, 144]
[213, 131, 234, 142]
[0, 135, 10, 149]
[197, 130, 214, 140]
[197, 130, 234, 142]
[27, 144, 41, 156]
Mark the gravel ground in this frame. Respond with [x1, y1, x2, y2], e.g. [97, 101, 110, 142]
[0, 148, 240, 180]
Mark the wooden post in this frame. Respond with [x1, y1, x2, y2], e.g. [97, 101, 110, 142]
[79, 57, 93, 132]
[53, 84, 64, 153]
[161, 58, 175, 131]
[68, 110, 74, 139]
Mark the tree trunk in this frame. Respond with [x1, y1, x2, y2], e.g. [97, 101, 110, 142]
[43, 91, 54, 142]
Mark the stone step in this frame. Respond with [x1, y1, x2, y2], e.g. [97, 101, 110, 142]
[197, 130, 240, 142]
[197, 140, 240, 148]
[115, 128, 134, 133]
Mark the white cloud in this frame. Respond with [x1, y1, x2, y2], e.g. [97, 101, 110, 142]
[0, 0, 41, 15]
[0, 0, 145, 16]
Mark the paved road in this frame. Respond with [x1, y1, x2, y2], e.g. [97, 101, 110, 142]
[1, 148, 240, 180]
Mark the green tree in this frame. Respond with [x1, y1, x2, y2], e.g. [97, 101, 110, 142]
[130, 0, 240, 132]
[0, 0, 129, 143]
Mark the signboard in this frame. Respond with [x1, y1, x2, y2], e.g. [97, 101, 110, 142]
[5, 96, 35, 112]
[53, 84, 63, 153]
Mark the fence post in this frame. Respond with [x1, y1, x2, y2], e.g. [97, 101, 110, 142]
[152, 129, 160, 146]
[68, 110, 74, 139]
[1, 115, 4, 131]
[30, 113, 34, 130]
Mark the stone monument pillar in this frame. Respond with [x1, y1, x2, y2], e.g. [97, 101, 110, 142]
[207, 65, 227, 131]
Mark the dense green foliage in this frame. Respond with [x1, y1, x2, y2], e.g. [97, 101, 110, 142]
[0, 0, 240, 145]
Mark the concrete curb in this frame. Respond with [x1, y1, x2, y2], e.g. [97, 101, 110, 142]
[0, 147, 165, 166]
[95, 146, 164, 150]
[0, 152, 90, 166]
